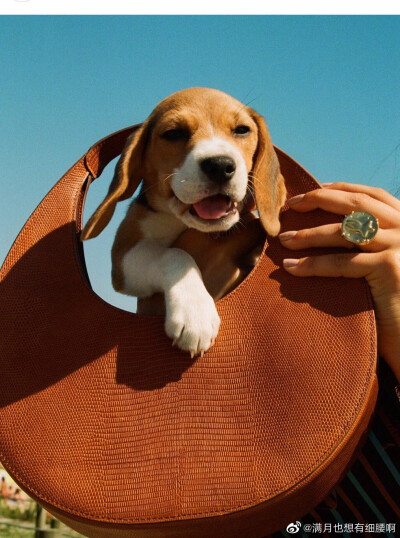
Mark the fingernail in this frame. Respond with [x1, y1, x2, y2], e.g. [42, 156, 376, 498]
[279, 230, 297, 241]
[283, 258, 299, 268]
[287, 194, 305, 205]
[321, 182, 333, 186]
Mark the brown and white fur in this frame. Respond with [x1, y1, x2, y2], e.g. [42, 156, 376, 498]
[81, 88, 286, 357]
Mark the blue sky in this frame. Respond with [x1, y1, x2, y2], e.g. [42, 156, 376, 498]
[1, 16, 400, 312]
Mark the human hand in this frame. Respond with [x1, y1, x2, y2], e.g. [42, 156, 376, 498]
[280, 182, 400, 383]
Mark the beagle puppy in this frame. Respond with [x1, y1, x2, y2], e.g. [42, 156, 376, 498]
[81, 87, 286, 357]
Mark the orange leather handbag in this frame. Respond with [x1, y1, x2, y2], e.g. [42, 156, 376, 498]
[0, 126, 378, 538]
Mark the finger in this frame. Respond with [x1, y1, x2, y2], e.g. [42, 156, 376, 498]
[287, 189, 400, 229]
[322, 182, 400, 212]
[282, 252, 377, 279]
[279, 224, 398, 253]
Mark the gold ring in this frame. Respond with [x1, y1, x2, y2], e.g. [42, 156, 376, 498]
[341, 211, 379, 245]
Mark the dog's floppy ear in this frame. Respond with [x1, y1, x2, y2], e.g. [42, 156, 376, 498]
[248, 109, 286, 236]
[81, 123, 149, 240]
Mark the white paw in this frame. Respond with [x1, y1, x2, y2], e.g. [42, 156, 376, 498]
[165, 285, 220, 357]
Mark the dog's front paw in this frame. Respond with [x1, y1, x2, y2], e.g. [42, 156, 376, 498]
[165, 285, 220, 357]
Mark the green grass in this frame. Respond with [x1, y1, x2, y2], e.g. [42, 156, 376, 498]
[0, 523, 34, 538]
[0, 498, 83, 537]
[0, 499, 35, 522]
[0, 520, 84, 537]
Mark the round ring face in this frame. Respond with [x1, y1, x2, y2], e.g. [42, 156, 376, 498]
[341, 211, 379, 244]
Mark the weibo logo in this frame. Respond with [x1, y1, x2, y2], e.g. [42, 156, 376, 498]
[286, 521, 302, 534]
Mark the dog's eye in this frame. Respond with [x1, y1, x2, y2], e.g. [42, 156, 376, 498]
[233, 125, 251, 136]
[161, 128, 189, 141]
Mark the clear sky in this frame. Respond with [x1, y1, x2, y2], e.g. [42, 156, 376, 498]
[1, 16, 400, 312]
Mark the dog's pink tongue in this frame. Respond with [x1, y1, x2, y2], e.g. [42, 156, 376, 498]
[193, 195, 231, 219]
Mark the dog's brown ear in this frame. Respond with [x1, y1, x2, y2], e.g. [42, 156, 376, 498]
[81, 123, 148, 240]
[248, 110, 286, 236]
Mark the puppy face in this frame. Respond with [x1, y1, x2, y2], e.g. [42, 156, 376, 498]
[81, 88, 286, 240]
[143, 90, 259, 232]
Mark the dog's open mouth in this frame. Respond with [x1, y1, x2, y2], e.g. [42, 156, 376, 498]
[190, 194, 237, 220]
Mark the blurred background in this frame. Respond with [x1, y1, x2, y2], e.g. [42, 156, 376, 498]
[1, 464, 81, 537]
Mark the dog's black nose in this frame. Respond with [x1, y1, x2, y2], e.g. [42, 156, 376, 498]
[200, 156, 236, 183]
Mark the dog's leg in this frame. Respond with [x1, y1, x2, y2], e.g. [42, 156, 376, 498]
[122, 240, 220, 357]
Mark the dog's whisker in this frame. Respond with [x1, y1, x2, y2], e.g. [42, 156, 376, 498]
[244, 96, 261, 108]
[136, 172, 178, 197]
[248, 172, 263, 186]
[233, 101, 251, 123]
[162, 172, 177, 184]
[138, 183, 157, 196]
[247, 184, 256, 196]
[240, 87, 257, 107]
[245, 182, 256, 202]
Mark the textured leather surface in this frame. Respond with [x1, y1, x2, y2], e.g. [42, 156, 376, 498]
[0, 126, 377, 537]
